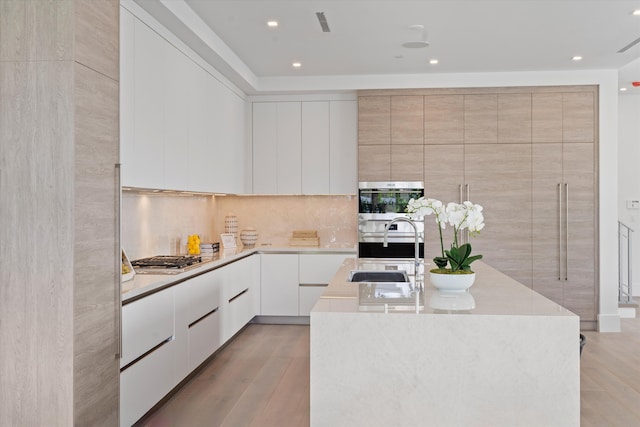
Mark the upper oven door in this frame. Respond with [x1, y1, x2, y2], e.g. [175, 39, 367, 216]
[358, 181, 424, 215]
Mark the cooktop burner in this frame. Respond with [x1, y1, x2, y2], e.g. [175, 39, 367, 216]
[131, 255, 203, 270]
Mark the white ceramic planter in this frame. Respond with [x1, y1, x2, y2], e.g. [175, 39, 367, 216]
[429, 271, 475, 292]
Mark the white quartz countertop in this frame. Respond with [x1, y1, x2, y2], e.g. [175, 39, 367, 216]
[122, 245, 356, 302]
[314, 258, 577, 317]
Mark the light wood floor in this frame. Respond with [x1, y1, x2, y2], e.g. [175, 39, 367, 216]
[138, 318, 640, 427]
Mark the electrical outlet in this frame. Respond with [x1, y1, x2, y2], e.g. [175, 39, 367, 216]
[627, 200, 640, 209]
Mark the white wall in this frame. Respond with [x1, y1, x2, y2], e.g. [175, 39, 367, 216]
[618, 93, 640, 297]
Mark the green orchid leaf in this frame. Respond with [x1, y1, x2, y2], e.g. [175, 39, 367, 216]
[466, 254, 483, 263]
[445, 243, 482, 272]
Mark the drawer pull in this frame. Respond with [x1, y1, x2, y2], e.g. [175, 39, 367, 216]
[299, 283, 328, 287]
[188, 307, 219, 329]
[229, 288, 249, 303]
[120, 335, 173, 372]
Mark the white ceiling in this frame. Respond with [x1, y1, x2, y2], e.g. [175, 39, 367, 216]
[133, 0, 640, 94]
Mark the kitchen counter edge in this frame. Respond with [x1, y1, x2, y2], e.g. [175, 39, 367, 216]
[121, 246, 357, 303]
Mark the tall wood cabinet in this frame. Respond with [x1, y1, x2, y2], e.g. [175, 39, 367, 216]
[1, 1, 120, 424]
[532, 142, 596, 325]
[358, 86, 598, 329]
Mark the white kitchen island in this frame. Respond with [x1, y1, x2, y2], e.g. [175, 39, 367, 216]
[310, 259, 580, 427]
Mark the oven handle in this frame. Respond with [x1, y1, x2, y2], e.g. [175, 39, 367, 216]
[359, 189, 423, 194]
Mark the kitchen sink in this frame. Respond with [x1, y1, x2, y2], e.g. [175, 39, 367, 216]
[347, 270, 409, 283]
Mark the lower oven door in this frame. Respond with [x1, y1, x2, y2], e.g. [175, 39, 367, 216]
[358, 214, 424, 258]
[358, 241, 424, 259]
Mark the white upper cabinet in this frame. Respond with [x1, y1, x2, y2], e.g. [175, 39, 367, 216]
[329, 100, 357, 194]
[302, 102, 330, 194]
[252, 99, 357, 195]
[252, 103, 278, 193]
[188, 64, 217, 193]
[164, 42, 191, 191]
[120, 9, 248, 193]
[119, 8, 135, 186]
[252, 102, 302, 194]
[216, 88, 247, 194]
[131, 19, 166, 188]
[277, 103, 303, 194]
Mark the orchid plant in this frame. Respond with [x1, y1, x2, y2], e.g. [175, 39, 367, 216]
[406, 197, 485, 273]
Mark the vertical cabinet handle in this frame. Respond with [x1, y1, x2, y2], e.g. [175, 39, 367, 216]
[457, 184, 463, 244]
[115, 163, 122, 359]
[465, 184, 470, 244]
[565, 183, 569, 281]
[558, 183, 562, 281]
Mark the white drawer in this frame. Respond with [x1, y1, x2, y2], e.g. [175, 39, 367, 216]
[188, 306, 222, 370]
[179, 269, 222, 325]
[120, 337, 177, 426]
[121, 287, 174, 368]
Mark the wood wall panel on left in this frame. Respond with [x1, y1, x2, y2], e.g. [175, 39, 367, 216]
[0, 60, 76, 427]
[73, 61, 120, 426]
[75, 0, 119, 80]
[0, 0, 74, 61]
[0, 1, 119, 425]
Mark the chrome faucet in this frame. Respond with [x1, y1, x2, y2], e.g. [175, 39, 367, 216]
[383, 217, 422, 290]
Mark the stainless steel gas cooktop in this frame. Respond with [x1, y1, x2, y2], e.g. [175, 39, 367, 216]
[131, 255, 212, 275]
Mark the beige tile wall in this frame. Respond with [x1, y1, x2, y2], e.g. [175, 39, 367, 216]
[121, 193, 357, 258]
[215, 195, 357, 248]
[121, 193, 217, 259]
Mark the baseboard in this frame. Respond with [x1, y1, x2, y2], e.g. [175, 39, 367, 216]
[597, 313, 621, 332]
[252, 315, 310, 325]
[619, 307, 637, 318]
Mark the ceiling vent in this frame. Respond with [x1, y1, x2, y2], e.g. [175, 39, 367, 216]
[316, 12, 331, 32]
[618, 35, 640, 53]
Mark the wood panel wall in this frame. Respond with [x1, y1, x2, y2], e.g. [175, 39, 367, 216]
[0, 1, 120, 425]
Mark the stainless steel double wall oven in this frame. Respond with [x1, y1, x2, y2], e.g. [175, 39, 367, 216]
[358, 181, 425, 259]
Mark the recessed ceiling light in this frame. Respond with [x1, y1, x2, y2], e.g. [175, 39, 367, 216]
[633, 9, 640, 16]
[267, 20, 278, 27]
[292, 62, 302, 68]
[620, 87, 628, 91]
[429, 59, 438, 65]
[572, 56, 583, 61]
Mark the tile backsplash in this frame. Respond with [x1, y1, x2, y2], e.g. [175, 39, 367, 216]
[121, 192, 357, 259]
[215, 195, 357, 248]
[121, 193, 216, 260]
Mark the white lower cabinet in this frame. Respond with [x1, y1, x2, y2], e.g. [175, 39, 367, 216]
[298, 285, 328, 316]
[174, 268, 224, 379]
[120, 252, 351, 425]
[222, 255, 261, 341]
[120, 255, 261, 426]
[120, 288, 176, 427]
[260, 253, 300, 316]
[261, 253, 354, 317]
[120, 338, 177, 427]
[187, 309, 221, 371]
[298, 253, 353, 316]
